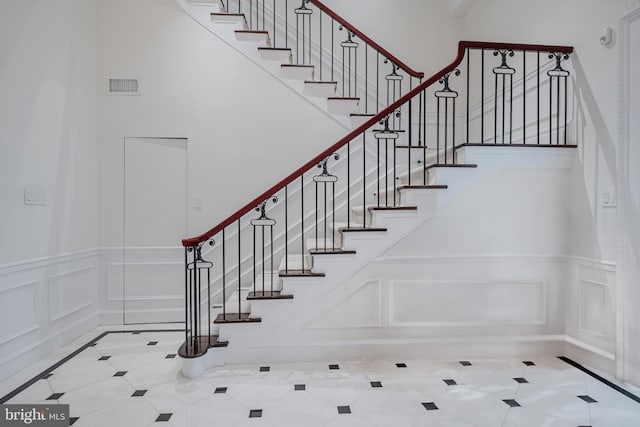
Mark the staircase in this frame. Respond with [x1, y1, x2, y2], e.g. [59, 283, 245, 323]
[175, 1, 576, 379]
[175, 0, 424, 129]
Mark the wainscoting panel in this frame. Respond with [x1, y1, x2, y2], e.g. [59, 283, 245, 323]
[308, 280, 383, 329]
[0, 250, 99, 382]
[390, 280, 545, 326]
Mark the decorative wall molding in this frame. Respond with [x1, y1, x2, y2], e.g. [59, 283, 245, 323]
[0, 280, 40, 346]
[623, 0, 640, 15]
[0, 251, 100, 381]
[47, 266, 95, 323]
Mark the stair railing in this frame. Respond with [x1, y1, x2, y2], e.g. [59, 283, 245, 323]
[222, 0, 424, 115]
[179, 41, 574, 358]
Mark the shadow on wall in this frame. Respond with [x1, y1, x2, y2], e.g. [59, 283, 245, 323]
[571, 54, 617, 182]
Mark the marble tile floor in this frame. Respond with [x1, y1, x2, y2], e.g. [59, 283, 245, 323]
[1, 329, 640, 427]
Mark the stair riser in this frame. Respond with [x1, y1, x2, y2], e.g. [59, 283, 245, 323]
[303, 83, 337, 98]
[327, 99, 359, 115]
[258, 50, 292, 63]
[280, 66, 314, 80]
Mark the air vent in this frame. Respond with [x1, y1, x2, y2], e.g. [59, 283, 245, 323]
[108, 78, 140, 95]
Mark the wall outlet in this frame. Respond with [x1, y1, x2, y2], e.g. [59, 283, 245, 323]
[602, 191, 617, 207]
[24, 189, 47, 206]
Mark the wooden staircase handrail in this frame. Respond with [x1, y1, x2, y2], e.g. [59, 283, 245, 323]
[307, 0, 424, 79]
[182, 40, 574, 247]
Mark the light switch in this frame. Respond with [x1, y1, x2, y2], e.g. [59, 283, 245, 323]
[194, 195, 202, 210]
[24, 189, 46, 206]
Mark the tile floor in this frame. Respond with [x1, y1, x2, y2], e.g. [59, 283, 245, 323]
[1, 330, 640, 426]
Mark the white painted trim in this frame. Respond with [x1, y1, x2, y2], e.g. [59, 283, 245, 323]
[0, 248, 99, 274]
[387, 279, 547, 327]
[578, 279, 610, 338]
[564, 334, 615, 361]
[0, 280, 40, 345]
[616, 5, 640, 380]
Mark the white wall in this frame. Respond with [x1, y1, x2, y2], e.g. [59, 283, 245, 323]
[0, 0, 99, 263]
[97, 0, 346, 246]
[0, 0, 100, 381]
[319, 0, 461, 78]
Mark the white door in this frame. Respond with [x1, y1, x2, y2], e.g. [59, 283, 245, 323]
[124, 137, 188, 324]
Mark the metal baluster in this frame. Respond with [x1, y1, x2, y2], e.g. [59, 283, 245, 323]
[362, 133, 366, 227]
[466, 49, 470, 144]
[222, 229, 226, 320]
[347, 141, 351, 228]
[285, 186, 288, 273]
[237, 219, 241, 317]
[481, 48, 485, 144]
[300, 174, 304, 272]
[184, 248, 188, 353]
[537, 51, 540, 144]
[523, 50, 526, 144]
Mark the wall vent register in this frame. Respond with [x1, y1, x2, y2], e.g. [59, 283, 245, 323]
[108, 78, 139, 94]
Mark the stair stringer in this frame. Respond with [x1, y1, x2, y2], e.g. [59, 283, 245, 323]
[175, 0, 355, 129]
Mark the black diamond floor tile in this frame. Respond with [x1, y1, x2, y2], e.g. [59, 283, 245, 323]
[459, 361, 472, 366]
[249, 409, 263, 418]
[523, 361, 536, 366]
[98, 356, 111, 361]
[42, 373, 54, 379]
[396, 363, 407, 368]
[215, 387, 228, 394]
[156, 413, 172, 422]
[329, 364, 340, 370]
[422, 402, 438, 411]
[443, 379, 457, 386]
[165, 354, 176, 359]
[370, 381, 383, 388]
[147, 341, 158, 346]
[47, 393, 64, 400]
[132, 390, 147, 397]
[259, 366, 270, 372]
[294, 384, 306, 391]
[578, 395, 597, 403]
[113, 371, 127, 377]
[69, 417, 79, 425]
[131, 331, 141, 334]
[503, 399, 521, 407]
[337, 406, 351, 414]
[513, 377, 529, 384]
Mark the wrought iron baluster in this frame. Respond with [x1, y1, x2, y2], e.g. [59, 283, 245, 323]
[251, 197, 277, 296]
[492, 49, 515, 145]
[547, 52, 570, 146]
[313, 154, 339, 251]
[435, 69, 460, 163]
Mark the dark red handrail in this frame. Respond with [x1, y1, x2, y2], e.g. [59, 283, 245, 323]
[182, 40, 574, 247]
[308, 0, 424, 79]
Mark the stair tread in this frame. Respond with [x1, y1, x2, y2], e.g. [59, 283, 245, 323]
[351, 113, 375, 117]
[279, 270, 325, 277]
[328, 97, 360, 100]
[425, 163, 478, 170]
[457, 143, 578, 149]
[304, 80, 338, 84]
[369, 205, 418, 211]
[282, 64, 314, 68]
[339, 227, 387, 232]
[214, 313, 261, 323]
[178, 335, 227, 358]
[309, 248, 357, 255]
[235, 30, 269, 33]
[258, 47, 292, 51]
[399, 185, 448, 190]
[396, 145, 430, 149]
[247, 291, 293, 300]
